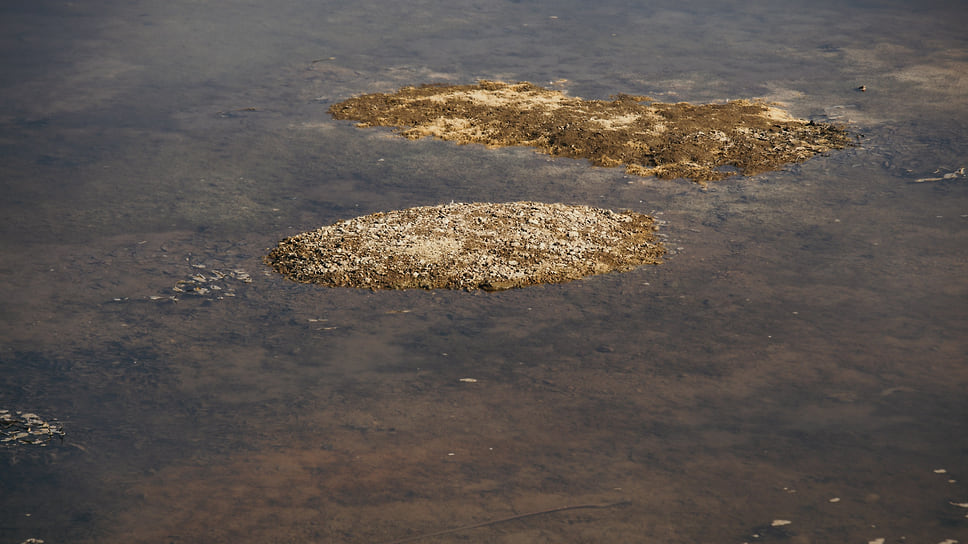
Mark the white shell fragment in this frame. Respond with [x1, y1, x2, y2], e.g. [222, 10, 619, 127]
[914, 166, 965, 183]
[770, 519, 792, 527]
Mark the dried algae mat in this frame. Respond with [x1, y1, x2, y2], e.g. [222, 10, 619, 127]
[329, 80, 852, 184]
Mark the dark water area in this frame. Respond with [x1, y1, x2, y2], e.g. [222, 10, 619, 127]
[1, 1, 966, 542]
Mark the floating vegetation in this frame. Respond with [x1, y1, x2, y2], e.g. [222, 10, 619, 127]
[0, 409, 65, 447]
[264, 201, 665, 290]
[329, 80, 853, 183]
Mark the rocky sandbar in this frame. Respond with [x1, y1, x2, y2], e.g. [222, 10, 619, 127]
[264, 201, 665, 290]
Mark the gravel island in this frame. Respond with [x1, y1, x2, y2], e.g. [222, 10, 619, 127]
[264, 201, 665, 290]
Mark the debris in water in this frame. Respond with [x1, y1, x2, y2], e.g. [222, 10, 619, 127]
[0, 409, 65, 447]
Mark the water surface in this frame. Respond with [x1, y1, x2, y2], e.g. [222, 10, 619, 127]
[1, 1, 966, 542]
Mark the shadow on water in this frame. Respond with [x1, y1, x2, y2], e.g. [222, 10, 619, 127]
[1, 1, 967, 543]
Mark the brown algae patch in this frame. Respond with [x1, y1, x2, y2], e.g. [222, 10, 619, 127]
[329, 80, 852, 183]
[264, 201, 665, 290]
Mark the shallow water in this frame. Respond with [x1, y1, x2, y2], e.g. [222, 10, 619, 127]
[1, 1, 966, 543]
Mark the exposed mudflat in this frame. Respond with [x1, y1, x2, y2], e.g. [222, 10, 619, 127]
[264, 201, 665, 290]
[329, 80, 853, 183]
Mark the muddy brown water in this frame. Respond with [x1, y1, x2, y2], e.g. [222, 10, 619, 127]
[1, 1, 967, 543]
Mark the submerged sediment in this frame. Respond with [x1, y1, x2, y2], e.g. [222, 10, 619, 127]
[329, 80, 852, 183]
[264, 201, 665, 290]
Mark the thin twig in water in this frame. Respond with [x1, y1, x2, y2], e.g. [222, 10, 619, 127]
[374, 500, 631, 544]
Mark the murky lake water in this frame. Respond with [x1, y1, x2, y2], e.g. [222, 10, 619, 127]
[2, 1, 966, 542]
